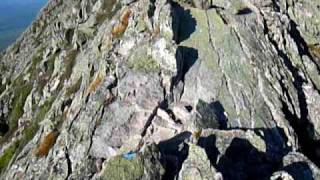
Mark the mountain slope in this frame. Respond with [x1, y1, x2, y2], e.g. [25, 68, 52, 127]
[0, 0, 320, 179]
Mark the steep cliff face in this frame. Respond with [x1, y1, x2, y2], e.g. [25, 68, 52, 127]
[0, 0, 320, 179]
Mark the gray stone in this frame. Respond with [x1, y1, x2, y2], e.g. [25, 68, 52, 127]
[0, 0, 320, 179]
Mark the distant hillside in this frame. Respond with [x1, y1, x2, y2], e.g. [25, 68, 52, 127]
[0, 0, 47, 51]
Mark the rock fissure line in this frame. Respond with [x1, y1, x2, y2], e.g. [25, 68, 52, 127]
[65, 147, 72, 180]
[261, 11, 320, 167]
[1, 0, 320, 179]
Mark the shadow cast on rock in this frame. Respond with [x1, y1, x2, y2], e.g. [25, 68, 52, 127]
[158, 131, 191, 180]
[208, 100, 228, 129]
[256, 127, 291, 160]
[194, 99, 228, 129]
[216, 137, 279, 180]
[197, 135, 220, 165]
[0, 113, 9, 135]
[171, 1, 197, 44]
[282, 162, 315, 180]
[236, 7, 253, 15]
[197, 127, 293, 180]
[175, 46, 198, 83]
[282, 100, 320, 167]
[229, 127, 292, 162]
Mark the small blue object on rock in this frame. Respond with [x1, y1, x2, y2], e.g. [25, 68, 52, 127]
[123, 152, 137, 160]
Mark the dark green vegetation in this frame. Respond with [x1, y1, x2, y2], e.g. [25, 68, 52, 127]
[0, 44, 56, 172]
[8, 76, 33, 133]
[0, 96, 55, 173]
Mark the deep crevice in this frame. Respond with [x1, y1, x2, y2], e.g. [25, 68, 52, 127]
[171, 1, 196, 44]
[65, 147, 73, 180]
[141, 100, 168, 138]
[262, 16, 320, 167]
[236, 8, 253, 15]
[198, 127, 291, 179]
[281, 100, 320, 167]
[288, 20, 320, 73]
[158, 131, 191, 180]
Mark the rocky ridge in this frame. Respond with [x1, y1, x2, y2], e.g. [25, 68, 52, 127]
[0, 0, 320, 179]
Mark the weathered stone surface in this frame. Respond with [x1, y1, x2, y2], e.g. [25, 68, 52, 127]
[101, 144, 164, 180]
[178, 143, 222, 180]
[0, 0, 320, 179]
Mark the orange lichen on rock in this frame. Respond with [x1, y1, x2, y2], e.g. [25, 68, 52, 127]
[120, 8, 132, 26]
[111, 24, 128, 38]
[111, 8, 132, 37]
[36, 131, 58, 157]
[86, 71, 104, 95]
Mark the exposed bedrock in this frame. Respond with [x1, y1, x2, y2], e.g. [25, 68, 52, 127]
[0, 0, 320, 179]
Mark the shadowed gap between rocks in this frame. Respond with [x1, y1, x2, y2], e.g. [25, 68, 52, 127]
[158, 131, 191, 180]
[0, 114, 9, 136]
[195, 99, 228, 129]
[156, 126, 301, 180]
[281, 101, 320, 167]
[176, 46, 198, 83]
[216, 137, 278, 180]
[197, 134, 219, 165]
[197, 127, 294, 180]
[170, 0, 198, 85]
[262, 16, 320, 167]
[141, 99, 170, 138]
[171, 1, 197, 44]
[288, 20, 320, 74]
[154, 97, 291, 179]
[282, 162, 315, 180]
[236, 8, 253, 15]
[169, 0, 201, 105]
[170, 45, 198, 98]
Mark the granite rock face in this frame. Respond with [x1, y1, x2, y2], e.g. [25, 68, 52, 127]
[0, 0, 320, 179]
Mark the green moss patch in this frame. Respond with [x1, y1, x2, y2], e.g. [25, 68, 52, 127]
[0, 141, 18, 173]
[0, 95, 55, 174]
[102, 155, 144, 180]
[129, 56, 160, 72]
[8, 81, 33, 133]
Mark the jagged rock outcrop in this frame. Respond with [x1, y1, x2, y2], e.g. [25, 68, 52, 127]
[0, 0, 320, 179]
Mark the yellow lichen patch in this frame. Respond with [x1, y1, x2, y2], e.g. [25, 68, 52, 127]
[193, 129, 202, 139]
[309, 44, 320, 59]
[86, 71, 105, 95]
[36, 131, 58, 157]
[111, 8, 132, 38]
